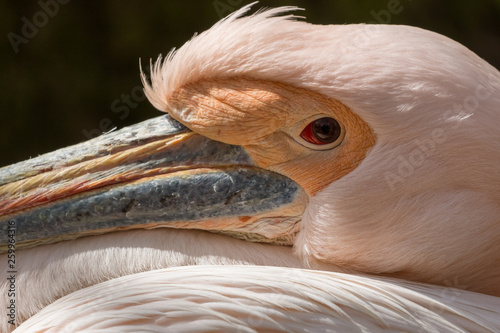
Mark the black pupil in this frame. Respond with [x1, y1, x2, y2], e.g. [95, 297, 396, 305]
[312, 117, 341, 143]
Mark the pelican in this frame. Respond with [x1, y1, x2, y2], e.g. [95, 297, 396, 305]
[2, 4, 500, 332]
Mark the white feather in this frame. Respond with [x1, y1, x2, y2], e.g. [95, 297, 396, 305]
[1, 229, 319, 332]
[15, 266, 500, 333]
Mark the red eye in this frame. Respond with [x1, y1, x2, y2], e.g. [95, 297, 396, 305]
[300, 117, 342, 145]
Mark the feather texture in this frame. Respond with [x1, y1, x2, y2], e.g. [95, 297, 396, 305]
[16, 266, 500, 332]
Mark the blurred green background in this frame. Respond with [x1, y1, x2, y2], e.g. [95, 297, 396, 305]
[1, 0, 499, 167]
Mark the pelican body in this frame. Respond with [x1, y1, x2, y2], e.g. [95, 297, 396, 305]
[1, 4, 500, 332]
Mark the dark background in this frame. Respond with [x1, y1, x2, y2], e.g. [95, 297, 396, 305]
[1, 0, 499, 167]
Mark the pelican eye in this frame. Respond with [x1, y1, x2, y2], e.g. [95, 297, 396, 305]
[300, 117, 342, 145]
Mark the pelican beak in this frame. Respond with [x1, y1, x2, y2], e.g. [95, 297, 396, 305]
[0, 115, 308, 252]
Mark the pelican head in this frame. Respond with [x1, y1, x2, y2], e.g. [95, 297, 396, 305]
[1, 7, 500, 328]
[143, 5, 500, 295]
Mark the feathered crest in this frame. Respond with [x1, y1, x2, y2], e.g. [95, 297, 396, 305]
[140, 2, 304, 111]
